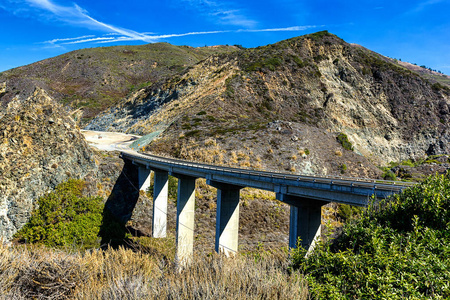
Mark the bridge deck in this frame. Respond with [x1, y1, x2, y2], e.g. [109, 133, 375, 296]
[121, 151, 414, 207]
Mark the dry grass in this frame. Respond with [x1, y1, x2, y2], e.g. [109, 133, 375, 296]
[0, 240, 307, 300]
[241, 187, 277, 201]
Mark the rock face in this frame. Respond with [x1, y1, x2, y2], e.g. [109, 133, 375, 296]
[0, 44, 238, 124]
[0, 88, 96, 240]
[87, 31, 450, 169]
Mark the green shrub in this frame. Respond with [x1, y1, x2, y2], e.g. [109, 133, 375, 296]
[14, 179, 104, 249]
[293, 173, 450, 299]
[181, 123, 192, 130]
[383, 170, 397, 181]
[184, 130, 201, 137]
[339, 163, 347, 174]
[313, 55, 327, 62]
[307, 30, 332, 40]
[292, 56, 307, 68]
[432, 82, 446, 91]
[400, 159, 415, 167]
[336, 204, 362, 222]
[147, 175, 178, 202]
[336, 133, 354, 151]
[245, 56, 283, 72]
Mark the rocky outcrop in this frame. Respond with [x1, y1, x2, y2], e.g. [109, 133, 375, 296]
[0, 88, 96, 240]
[87, 32, 450, 168]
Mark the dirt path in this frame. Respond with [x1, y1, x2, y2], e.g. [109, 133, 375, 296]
[81, 130, 141, 151]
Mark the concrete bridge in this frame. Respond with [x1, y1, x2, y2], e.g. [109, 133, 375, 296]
[120, 151, 414, 264]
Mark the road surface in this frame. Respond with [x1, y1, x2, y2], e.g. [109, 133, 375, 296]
[81, 130, 141, 151]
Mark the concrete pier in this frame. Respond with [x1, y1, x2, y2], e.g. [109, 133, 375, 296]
[138, 166, 151, 192]
[122, 151, 412, 261]
[212, 182, 241, 256]
[152, 170, 168, 238]
[287, 199, 327, 250]
[175, 175, 196, 266]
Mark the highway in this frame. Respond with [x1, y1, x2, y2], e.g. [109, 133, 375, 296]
[121, 150, 415, 206]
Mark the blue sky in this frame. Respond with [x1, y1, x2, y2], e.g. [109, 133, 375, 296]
[0, 0, 449, 74]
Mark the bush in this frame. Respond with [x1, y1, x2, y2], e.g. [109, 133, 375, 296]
[245, 56, 283, 72]
[292, 56, 307, 68]
[336, 204, 362, 222]
[14, 179, 104, 249]
[336, 133, 354, 151]
[383, 170, 397, 181]
[292, 173, 450, 299]
[147, 175, 178, 202]
[307, 30, 332, 40]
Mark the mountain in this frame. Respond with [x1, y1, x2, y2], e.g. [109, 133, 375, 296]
[1, 30, 449, 242]
[86, 31, 450, 175]
[0, 43, 237, 124]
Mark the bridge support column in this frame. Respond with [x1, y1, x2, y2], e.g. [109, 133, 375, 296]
[175, 175, 196, 266]
[288, 203, 322, 251]
[138, 166, 151, 192]
[211, 182, 241, 256]
[277, 193, 327, 251]
[152, 170, 168, 238]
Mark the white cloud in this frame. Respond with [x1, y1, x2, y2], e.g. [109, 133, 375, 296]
[20, 0, 155, 43]
[240, 25, 322, 33]
[43, 35, 95, 44]
[180, 0, 257, 28]
[62, 37, 117, 44]
[15, 0, 318, 47]
[409, 0, 445, 13]
[44, 25, 319, 47]
[214, 9, 257, 28]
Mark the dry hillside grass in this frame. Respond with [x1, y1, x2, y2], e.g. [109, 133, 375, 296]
[0, 239, 307, 299]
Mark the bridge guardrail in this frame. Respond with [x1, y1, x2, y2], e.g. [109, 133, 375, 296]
[120, 151, 416, 193]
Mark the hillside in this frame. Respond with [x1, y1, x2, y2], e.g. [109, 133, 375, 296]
[0, 30, 449, 299]
[0, 43, 237, 123]
[397, 60, 450, 87]
[87, 31, 450, 175]
[1, 30, 450, 243]
[350, 43, 450, 88]
[0, 88, 97, 240]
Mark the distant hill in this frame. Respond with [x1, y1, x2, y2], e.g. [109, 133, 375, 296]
[0, 43, 237, 123]
[396, 60, 450, 87]
[350, 43, 450, 88]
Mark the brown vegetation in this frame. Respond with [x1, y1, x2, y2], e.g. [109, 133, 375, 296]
[0, 240, 307, 299]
